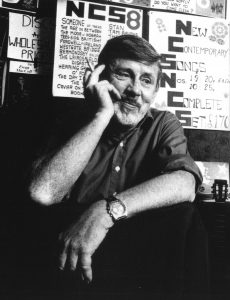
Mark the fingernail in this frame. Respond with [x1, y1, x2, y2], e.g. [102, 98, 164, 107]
[86, 278, 91, 285]
[81, 274, 91, 285]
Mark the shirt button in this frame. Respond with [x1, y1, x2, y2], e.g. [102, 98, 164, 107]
[119, 141, 124, 147]
[115, 166, 120, 172]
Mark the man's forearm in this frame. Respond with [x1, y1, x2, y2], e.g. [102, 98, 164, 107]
[29, 112, 111, 205]
[57, 170, 195, 276]
[116, 170, 196, 218]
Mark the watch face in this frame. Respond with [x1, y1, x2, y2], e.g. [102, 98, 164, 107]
[110, 200, 127, 220]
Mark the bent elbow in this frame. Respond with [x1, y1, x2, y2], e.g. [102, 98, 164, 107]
[186, 173, 196, 203]
[178, 170, 196, 203]
[29, 185, 55, 206]
[188, 190, 196, 203]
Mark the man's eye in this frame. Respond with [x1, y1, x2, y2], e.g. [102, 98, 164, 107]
[114, 72, 130, 79]
[141, 78, 152, 85]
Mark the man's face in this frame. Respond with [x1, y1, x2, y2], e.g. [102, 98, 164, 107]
[108, 58, 160, 128]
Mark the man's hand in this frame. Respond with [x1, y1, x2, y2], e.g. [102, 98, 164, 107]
[58, 200, 114, 283]
[84, 64, 121, 118]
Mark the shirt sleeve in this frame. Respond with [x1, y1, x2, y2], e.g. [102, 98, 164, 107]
[157, 111, 203, 190]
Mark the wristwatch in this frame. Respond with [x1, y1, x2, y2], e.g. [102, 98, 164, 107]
[106, 195, 127, 223]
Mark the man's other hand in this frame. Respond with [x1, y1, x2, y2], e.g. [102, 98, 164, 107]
[58, 200, 113, 283]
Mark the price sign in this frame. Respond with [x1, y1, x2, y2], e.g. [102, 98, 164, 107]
[8, 13, 55, 63]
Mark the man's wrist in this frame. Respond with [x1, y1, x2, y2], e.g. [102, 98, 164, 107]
[89, 200, 114, 229]
[106, 195, 128, 223]
[96, 108, 113, 121]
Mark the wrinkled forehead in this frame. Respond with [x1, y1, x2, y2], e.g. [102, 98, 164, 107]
[109, 58, 161, 79]
[110, 58, 160, 69]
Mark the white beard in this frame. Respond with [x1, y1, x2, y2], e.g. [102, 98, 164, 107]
[113, 101, 149, 128]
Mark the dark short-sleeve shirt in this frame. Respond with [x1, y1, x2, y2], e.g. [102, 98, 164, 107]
[59, 107, 202, 205]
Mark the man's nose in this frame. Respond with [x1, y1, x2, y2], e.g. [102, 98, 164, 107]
[126, 80, 141, 96]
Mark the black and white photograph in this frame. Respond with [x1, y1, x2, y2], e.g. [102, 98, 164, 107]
[0, 0, 230, 299]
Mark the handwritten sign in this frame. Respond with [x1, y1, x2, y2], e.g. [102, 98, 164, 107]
[9, 60, 51, 75]
[149, 11, 230, 130]
[52, 0, 143, 98]
[107, 0, 151, 8]
[150, 0, 226, 18]
[8, 13, 55, 63]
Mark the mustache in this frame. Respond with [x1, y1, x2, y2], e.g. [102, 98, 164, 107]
[119, 96, 141, 109]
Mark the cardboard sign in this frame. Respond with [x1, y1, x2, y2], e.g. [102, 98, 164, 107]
[149, 11, 230, 130]
[52, 0, 143, 98]
[8, 13, 55, 63]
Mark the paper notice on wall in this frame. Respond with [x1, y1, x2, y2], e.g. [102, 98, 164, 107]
[9, 60, 51, 75]
[107, 0, 151, 8]
[7, 13, 55, 63]
[151, 0, 195, 13]
[52, 0, 143, 98]
[0, 0, 39, 13]
[150, 0, 226, 18]
[149, 12, 230, 130]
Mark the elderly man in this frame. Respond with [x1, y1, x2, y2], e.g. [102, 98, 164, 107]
[28, 35, 203, 290]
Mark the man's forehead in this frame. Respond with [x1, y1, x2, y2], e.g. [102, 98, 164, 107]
[111, 58, 159, 73]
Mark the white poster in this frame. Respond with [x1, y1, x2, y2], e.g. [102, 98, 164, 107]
[149, 12, 230, 130]
[8, 13, 55, 63]
[150, 0, 226, 18]
[52, 0, 143, 98]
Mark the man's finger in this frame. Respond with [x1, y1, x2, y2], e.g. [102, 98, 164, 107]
[69, 247, 79, 271]
[59, 248, 68, 270]
[88, 64, 105, 86]
[80, 253, 93, 283]
[109, 84, 121, 101]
